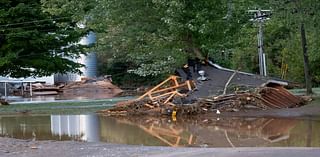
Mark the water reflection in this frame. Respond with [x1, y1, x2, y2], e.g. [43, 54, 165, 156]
[0, 115, 100, 142]
[50, 115, 99, 142]
[105, 117, 301, 147]
[0, 114, 319, 147]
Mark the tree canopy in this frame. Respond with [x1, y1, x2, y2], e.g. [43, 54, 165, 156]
[1, 0, 320, 88]
[0, 0, 91, 78]
[86, 0, 247, 77]
[82, 0, 320, 86]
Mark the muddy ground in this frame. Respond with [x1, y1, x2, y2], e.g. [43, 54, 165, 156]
[0, 137, 319, 157]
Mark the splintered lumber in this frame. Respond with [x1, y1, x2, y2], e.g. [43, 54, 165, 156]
[99, 86, 307, 116]
[99, 74, 307, 117]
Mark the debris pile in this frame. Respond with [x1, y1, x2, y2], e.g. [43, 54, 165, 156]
[178, 86, 305, 114]
[99, 62, 309, 116]
[31, 83, 59, 95]
[100, 85, 306, 116]
[61, 78, 123, 99]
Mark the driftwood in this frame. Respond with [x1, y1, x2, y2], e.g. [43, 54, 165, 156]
[223, 70, 238, 95]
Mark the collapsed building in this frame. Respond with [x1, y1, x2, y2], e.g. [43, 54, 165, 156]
[100, 61, 307, 116]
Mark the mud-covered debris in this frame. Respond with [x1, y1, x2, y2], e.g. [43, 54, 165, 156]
[99, 73, 307, 116]
[61, 78, 123, 99]
[99, 86, 306, 116]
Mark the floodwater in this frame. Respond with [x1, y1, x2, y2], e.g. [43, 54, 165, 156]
[0, 114, 319, 147]
[6, 95, 107, 104]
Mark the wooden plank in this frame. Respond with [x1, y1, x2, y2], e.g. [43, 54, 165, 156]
[152, 91, 176, 99]
[164, 92, 177, 104]
[138, 76, 177, 100]
[151, 83, 187, 95]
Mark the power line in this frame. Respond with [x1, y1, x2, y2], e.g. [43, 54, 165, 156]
[0, 17, 71, 27]
[248, 9, 271, 76]
[0, 27, 83, 36]
[0, 29, 58, 36]
[0, 23, 57, 31]
[1, 49, 84, 59]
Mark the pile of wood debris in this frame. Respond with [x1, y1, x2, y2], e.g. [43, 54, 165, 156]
[99, 84, 307, 116]
[31, 83, 60, 95]
[61, 78, 123, 99]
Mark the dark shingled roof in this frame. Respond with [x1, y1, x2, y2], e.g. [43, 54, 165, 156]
[176, 63, 288, 100]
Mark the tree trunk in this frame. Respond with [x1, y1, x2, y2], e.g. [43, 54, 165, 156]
[185, 33, 204, 60]
[300, 23, 312, 95]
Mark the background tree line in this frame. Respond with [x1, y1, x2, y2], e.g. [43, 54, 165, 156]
[90, 0, 320, 88]
[1, 0, 320, 90]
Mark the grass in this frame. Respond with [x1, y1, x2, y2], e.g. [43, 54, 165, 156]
[0, 97, 133, 115]
[290, 87, 320, 96]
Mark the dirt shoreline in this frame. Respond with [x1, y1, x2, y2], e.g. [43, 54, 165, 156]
[0, 137, 319, 157]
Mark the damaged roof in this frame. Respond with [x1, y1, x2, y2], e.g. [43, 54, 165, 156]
[176, 63, 289, 98]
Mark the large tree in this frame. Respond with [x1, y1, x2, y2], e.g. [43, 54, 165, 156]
[36, 0, 320, 88]
[232, 0, 320, 90]
[0, 0, 91, 78]
[267, 0, 319, 93]
[86, 0, 248, 77]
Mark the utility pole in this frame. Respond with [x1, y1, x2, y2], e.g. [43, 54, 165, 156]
[249, 9, 271, 76]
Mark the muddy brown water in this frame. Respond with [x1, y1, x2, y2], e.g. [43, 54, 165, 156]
[0, 114, 319, 148]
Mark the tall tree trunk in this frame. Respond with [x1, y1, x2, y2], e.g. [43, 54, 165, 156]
[185, 33, 204, 60]
[300, 23, 312, 95]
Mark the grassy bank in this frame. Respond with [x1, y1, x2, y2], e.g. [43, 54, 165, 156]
[290, 87, 320, 96]
[0, 97, 133, 115]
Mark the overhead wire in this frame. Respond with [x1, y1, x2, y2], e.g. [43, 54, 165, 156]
[0, 12, 87, 63]
[0, 17, 71, 27]
[0, 16, 77, 35]
[0, 23, 57, 31]
[2, 49, 85, 59]
[0, 28, 58, 36]
[0, 26, 84, 36]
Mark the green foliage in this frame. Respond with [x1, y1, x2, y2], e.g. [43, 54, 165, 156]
[99, 59, 166, 86]
[0, 0, 90, 78]
[89, 0, 186, 77]
[85, 0, 320, 86]
[232, 0, 320, 85]
[269, 0, 320, 84]
[88, 0, 251, 78]
[2, 0, 320, 87]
